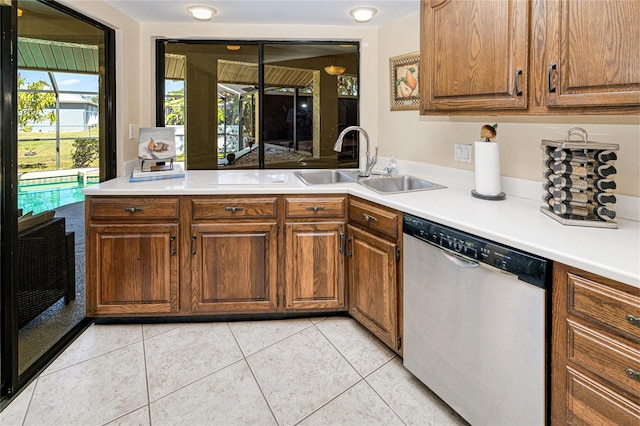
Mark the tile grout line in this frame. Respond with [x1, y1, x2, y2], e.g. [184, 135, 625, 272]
[39, 326, 145, 378]
[226, 322, 280, 425]
[139, 323, 243, 404]
[362, 356, 409, 426]
[291, 319, 395, 425]
[141, 329, 153, 426]
[226, 318, 317, 358]
[312, 321, 408, 426]
[99, 327, 152, 425]
[292, 378, 366, 425]
[20, 377, 39, 426]
[312, 320, 368, 380]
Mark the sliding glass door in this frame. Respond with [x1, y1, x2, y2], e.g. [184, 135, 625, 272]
[1, 0, 115, 401]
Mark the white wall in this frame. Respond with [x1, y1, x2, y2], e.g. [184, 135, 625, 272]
[60, 0, 141, 174]
[377, 12, 640, 197]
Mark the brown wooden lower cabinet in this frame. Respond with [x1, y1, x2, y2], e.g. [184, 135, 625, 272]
[86, 223, 180, 315]
[346, 196, 402, 354]
[284, 222, 346, 311]
[347, 224, 399, 352]
[551, 263, 640, 425]
[85, 193, 403, 354]
[190, 222, 278, 314]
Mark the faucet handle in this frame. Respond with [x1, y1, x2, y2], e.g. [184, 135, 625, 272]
[370, 147, 379, 165]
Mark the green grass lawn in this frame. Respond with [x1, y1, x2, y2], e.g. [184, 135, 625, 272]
[18, 130, 99, 171]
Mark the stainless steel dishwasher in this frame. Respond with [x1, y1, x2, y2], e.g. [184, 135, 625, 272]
[402, 214, 550, 426]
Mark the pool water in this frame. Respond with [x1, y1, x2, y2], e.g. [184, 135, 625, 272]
[18, 181, 97, 215]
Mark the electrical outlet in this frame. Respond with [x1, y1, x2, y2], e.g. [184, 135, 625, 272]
[454, 143, 472, 163]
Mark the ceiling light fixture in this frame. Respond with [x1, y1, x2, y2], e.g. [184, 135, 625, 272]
[349, 7, 377, 23]
[324, 65, 346, 76]
[226, 45, 241, 51]
[187, 5, 216, 21]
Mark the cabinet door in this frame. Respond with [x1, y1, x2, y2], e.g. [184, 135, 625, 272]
[191, 222, 278, 313]
[347, 225, 399, 351]
[284, 222, 346, 311]
[86, 223, 179, 315]
[420, 0, 529, 111]
[545, 0, 640, 107]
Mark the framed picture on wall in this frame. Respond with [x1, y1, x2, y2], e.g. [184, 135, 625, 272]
[390, 51, 420, 111]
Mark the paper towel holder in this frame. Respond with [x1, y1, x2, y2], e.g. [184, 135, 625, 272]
[472, 124, 506, 200]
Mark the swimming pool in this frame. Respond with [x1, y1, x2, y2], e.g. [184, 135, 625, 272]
[18, 180, 98, 215]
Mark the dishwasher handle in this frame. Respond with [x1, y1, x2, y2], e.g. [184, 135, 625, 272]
[441, 250, 480, 269]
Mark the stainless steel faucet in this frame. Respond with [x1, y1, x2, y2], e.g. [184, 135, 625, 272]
[333, 126, 378, 177]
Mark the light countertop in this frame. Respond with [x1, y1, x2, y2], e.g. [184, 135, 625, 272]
[84, 168, 640, 289]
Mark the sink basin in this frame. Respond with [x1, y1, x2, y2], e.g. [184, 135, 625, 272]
[294, 170, 359, 185]
[359, 175, 446, 194]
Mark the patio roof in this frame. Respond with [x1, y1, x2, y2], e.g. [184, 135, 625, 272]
[18, 37, 99, 74]
[165, 55, 314, 89]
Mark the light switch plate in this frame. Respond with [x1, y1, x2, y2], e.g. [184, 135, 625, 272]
[454, 143, 472, 163]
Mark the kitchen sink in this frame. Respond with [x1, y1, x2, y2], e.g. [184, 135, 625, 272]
[358, 175, 445, 194]
[294, 170, 359, 185]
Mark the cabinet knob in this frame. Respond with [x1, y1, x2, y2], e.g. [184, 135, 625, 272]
[124, 207, 144, 213]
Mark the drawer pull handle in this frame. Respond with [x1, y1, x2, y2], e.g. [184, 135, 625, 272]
[627, 314, 640, 328]
[363, 213, 378, 223]
[224, 206, 244, 213]
[124, 207, 144, 213]
[626, 368, 640, 382]
[191, 235, 197, 255]
[306, 206, 325, 213]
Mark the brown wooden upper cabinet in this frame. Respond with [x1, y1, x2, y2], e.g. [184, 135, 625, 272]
[420, 0, 529, 111]
[420, 0, 640, 115]
[541, 0, 640, 109]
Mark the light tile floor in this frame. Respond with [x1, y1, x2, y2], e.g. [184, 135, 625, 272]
[1, 317, 468, 426]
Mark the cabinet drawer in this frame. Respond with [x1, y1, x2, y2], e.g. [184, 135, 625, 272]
[89, 197, 179, 220]
[568, 320, 640, 397]
[285, 196, 346, 219]
[566, 367, 640, 425]
[191, 197, 278, 220]
[569, 273, 640, 341]
[348, 198, 398, 239]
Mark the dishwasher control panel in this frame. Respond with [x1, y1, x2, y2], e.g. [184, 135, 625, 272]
[403, 214, 549, 288]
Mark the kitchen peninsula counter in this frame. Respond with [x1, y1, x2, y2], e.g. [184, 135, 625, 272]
[84, 169, 639, 289]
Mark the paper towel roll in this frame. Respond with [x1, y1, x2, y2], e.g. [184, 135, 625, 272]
[474, 141, 502, 196]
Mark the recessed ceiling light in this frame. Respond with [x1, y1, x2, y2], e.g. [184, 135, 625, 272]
[187, 5, 216, 21]
[226, 45, 241, 51]
[349, 7, 377, 23]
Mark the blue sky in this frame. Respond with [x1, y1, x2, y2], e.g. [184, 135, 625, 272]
[19, 70, 99, 94]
